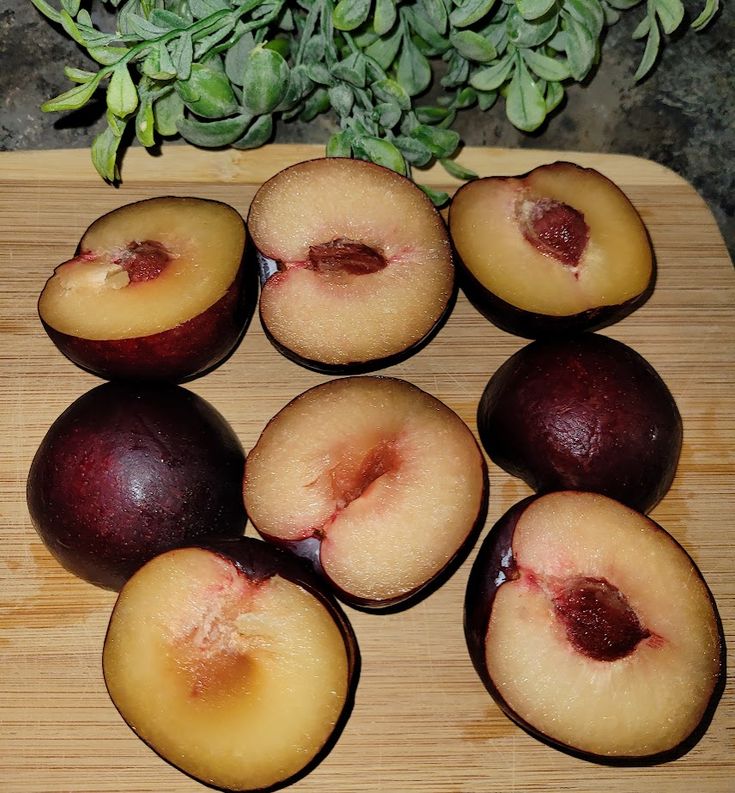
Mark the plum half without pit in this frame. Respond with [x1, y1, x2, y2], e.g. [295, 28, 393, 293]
[247, 158, 455, 373]
[103, 537, 359, 792]
[26, 382, 246, 590]
[464, 491, 724, 764]
[243, 376, 488, 609]
[38, 196, 252, 382]
[477, 333, 682, 513]
[449, 162, 654, 338]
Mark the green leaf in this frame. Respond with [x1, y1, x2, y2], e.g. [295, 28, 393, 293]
[372, 77, 412, 109]
[505, 57, 546, 131]
[654, 0, 684, 33]
[393, 134, 433, 166]
[419, 0, 449, 33]
[329, 83, 355, 115]
[173, 32, 194, 80]
[142, 46, 178, 80]
[175, 60, 238, 118]
[326, 129, 353, 157]
[275, 64, 310, 111]
[87, 46, 129, 66]
[106, 64, 139, 117]
[61, 0, 81, 13]
[91, 125, 122, 182]
[225, 31, 255, 85]
[419, 184, 450, 207]
[450, 0, 499, 28]
[516, 0, 556, 19]
[449, 30, 497, 61]
[564, 0, 605, 39]
[397, 32, 433, 95]
[410, 124, 460, 158]
[453, 86, 478, 108]
[150, 8, 189, 29]
[522, 48, 570, 80]
[506, 7, 558, 47]
[232, 114, 274, 149]
[374, 0, 397, 34]
[63, 66, 98, 84]
[135, 96, 156, 147]
[602, 1, 620, 24]
[403, 7, 450, 54]
[332, 52, 368, 86]
[373, 101, 403, 128]
[30, 0, 62, 24]
[415, 105, 454, 123]
[333, 0, 372, 31]
[41, 73, 103, 113]
[691, 0, 719, 30]
[59, 10, 86, 46]
[440, 157, 477, 180]
[126, 12, 169, 40]
[634, 15, 661, 80]
[365, 25, 403, 69]
[545, 79, 564, 111]
[605, 0, 642, 8]
[177, 113, 252, 147]
[476, 88, 498, 109]
[632, 14, 650, 38]
[190, 0, 230, 18]
[300, 87, 331, 121]
[241, 45, 290, 115]
[441, 50, 470, 87]
[563, 12, 598, 81]
[153, 91, 184, 136]
[105, 109, 127, 137]
[353, 137, 407, 174]
[306, 62, 334, 85]
[470, 52, 514, 90]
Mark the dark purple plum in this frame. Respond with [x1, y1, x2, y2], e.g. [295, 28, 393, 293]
[464, 491, 724, 764]
[27, 382, 246, 589]
[103, 536, 359, 791]
[477, 333, 682, 512]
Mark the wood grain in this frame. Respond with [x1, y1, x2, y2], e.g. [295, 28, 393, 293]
[0, 144, 732, 793]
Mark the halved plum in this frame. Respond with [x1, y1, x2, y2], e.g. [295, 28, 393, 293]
[243, 376, 488, 609]
[449, 162, 654, 338]
[38, 196, 252, 382]
[103, 537, 359, 791]
[465, 491, 724, 764]
[247, 158, 455, 372]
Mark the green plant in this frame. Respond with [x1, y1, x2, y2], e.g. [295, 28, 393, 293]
[33, 0, 719, 202]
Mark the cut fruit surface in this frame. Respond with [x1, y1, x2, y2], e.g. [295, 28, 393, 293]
[103, 540, 357, 792]
[248, 158, 454, 371]
[449, 161, 653, 337]
[38, 196, 250, 381]
[465, 492, 724, 763]
[243, 376, 487, 608]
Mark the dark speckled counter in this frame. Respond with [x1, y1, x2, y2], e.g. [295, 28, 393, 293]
[2, 2, 733, 259]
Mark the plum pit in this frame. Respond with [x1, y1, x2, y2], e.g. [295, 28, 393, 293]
[308, 238, 387, 276]
[519, 197, 589, 268]
[552, 575, 650, 662]
[114, 239, 171, 283]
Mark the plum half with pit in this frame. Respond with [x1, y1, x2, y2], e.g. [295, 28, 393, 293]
[247, 158, 455, 373]
[243, 376, 488, 609]
[27, 382, 246, 590]
[464, 491, 724, 763]
[477, 333, 682, 512]
[103, 537, 359, 792]
[38, 196, 252, 382]
[449, 162, 654, 338]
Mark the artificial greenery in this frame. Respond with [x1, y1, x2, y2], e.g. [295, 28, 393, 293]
[33, 0, 719, 203]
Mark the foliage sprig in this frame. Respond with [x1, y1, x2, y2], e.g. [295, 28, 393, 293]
[33, 0, 720, 201]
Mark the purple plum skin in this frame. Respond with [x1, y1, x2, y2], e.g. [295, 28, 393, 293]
[27, 382, 246, 590]
[476, 333, 682, 513]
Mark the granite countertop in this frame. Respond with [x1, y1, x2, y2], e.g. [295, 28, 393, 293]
[2, 3, 733, 259]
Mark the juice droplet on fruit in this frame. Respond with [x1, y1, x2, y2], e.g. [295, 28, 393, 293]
[552, 576, 650, 662]
[308, 238, 387, 276]
[114, 240, 171, 283]
[519, 197, 589, 268]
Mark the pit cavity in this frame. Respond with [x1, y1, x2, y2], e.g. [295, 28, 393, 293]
[519, 197, 589, 267]
[113, 239, 171, 283]
[308, 238, 387, 276]
[552, 576, 650, 662]
[329, 439, 399, 511]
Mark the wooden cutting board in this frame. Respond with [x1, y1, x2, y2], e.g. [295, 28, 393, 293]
[1, 144, 733, 793]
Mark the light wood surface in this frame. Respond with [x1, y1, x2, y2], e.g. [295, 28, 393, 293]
[1, 144, 733, 793]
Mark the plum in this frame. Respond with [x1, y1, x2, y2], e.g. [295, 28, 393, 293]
[38, 196, 254, 382]
[247, 158, 455, 373]
[449, 162, 654, 338]
[103, 536, 359, 791]
[477, 333, 682, 512]
[27, 382, 246, 589]
[464, 491, 724, 764]
[243, 376, 488, 609]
